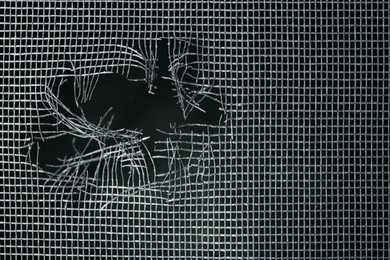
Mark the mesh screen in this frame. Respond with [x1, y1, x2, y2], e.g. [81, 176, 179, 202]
[1, 1, 389, 259]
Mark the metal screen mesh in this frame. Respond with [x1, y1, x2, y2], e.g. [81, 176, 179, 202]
[1, 1, 389, 259]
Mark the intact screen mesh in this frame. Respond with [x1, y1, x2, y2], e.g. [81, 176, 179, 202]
[1, 1, 389, 259]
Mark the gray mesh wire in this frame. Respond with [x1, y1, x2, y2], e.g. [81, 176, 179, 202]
[0, 1, 389, 259]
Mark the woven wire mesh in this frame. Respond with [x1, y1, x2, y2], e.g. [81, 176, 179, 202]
[1, 1, 389, 259]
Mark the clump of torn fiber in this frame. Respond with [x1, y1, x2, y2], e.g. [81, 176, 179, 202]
[35, 85, 155, 203]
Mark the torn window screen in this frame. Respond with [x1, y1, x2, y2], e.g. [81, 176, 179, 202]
[1, 1, 389, 259]
[28, 35, 225, 204]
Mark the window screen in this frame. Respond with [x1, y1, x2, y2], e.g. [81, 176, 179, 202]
[1, 1, 389, 259]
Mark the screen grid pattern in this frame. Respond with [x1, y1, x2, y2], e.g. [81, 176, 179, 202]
[0, 1, 389, 259]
